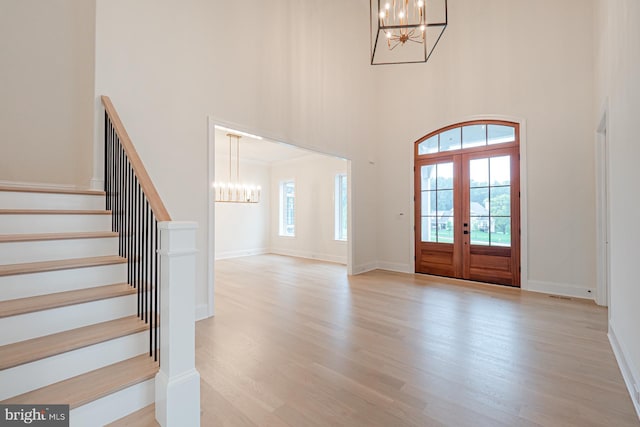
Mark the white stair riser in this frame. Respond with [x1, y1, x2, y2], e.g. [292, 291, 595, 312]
[0, 214, 112, 233]
[71, 378, 155, 427]
[0, 294, 141, 345]
[0, 238, 119, 264]
[0, 331, 151, 400]
[0, 263, 127, 300]
[0, 191, 105, 210]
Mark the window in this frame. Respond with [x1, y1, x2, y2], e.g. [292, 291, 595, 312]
[334, 174, 348, 241]
[418, 123, 516, 155]
[279, 181, 295, 236]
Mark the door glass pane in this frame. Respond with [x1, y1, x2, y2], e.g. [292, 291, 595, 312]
[422, 217, 437, 242]
[488, 125, 515, 145]
[490, 156, 511, 185]
[462, 125, 487, 149]
[470, 188, 489, 216]
[437, 163, 454, 189]
[438, 217, 454, 243]
[421, 191, 437, 216]
[470, 217, 490, 245]
[437, 190, 454, 214]
[490, 186, 510, 216]
[421, 165, 436, 191]
[491, 218, 511, 246]
[440, 128, 461, 152]
[469, 158, 489, 187]
[418, 135, 439, 155]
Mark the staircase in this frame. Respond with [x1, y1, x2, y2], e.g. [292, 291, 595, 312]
[0, 185, 158, 426]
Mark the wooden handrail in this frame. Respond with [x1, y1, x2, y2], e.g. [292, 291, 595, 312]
[101, 96, 171, 222]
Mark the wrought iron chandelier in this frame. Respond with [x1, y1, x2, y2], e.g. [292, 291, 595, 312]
[214, 133, 261, 204]
[370, 0, 448, 65]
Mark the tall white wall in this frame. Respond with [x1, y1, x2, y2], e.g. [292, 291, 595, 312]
[95, 0, 378, 315]
[214, 155, 270, 259]
[0, 0, 95, 186]
[270, 154, 348, 264]
[373, 0, 597, 298]
[594, 0, 640, 416]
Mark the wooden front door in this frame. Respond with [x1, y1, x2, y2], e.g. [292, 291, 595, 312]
[415, 121, 521, 287]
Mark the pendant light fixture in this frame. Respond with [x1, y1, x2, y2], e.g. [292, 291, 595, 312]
[213, 133, 261, 203]
[370, 0, 448, 65]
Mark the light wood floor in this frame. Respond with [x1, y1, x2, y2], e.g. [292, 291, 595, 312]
[196, 255, 639, 426]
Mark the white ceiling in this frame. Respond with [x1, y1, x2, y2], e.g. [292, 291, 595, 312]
[214, 129, 313, 164]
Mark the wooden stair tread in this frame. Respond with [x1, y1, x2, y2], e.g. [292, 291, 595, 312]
[1, 354, 158, 409]
[0, 315, 147, 370]
[0, 283, 134, 318]
[0, 231, 118, 243]
[0, 185, 105, 196]
[0, 209, 111, 215]
[0, 255, 126, 276]
[106, 404, 159, 427]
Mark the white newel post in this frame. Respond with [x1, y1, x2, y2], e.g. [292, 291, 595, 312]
[155, 222, 201, 427]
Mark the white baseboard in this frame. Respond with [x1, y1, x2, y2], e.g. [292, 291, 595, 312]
[376, 261, 412, 274]
[0, 180, 79, 190]
[215, 248, 269, 260]
[523, 279, 595, 300]
[609, 323, 640, 419]
[351, 261, 378, 275]
[269, 248, 347, 265]
[195, 304, 210, 322]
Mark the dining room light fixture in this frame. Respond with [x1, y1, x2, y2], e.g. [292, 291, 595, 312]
[370, 0, 448, 65]
[213, 133, 261, 203]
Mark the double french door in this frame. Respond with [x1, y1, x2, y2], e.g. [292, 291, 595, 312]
[414, 121, 520, 286]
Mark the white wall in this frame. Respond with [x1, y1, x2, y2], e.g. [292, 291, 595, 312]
[0, 0, 95, 186]
[214, 155, 270, 260]
[95, 0, 378, 316]
[372, 0, 597, 298]
[270, 154, 348, 264]
[594, 0, 640, 416]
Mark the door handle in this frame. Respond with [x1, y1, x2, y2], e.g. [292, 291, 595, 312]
[464, 231, 469, 235]
[464, 223, 468, 227]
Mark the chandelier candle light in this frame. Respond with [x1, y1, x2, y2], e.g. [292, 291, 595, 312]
[214, 133, 261, 203]
[370, 0, 448, 65]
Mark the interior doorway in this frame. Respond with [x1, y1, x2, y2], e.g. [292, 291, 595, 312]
[207, 118, 353, 316]
[414, 121, 521, 287]
[596, 111, 610, 307]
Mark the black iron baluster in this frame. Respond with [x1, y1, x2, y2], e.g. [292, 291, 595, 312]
[104, 106, 163, 363]
[155, 219, 159, 361]
[143, 199, 148, 324]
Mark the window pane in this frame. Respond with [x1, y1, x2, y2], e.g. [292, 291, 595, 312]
[469, 158, 489, 187]
[335, 174, 348, 241]
[421, 165, 436, 191]
[438, 217, 454, 243]
[491, 219, 511, 246]
[280, 181, 295, 236]
[488, 125, 515, 145]
[490, 186, 510, 216]
[422, 217, 437, 242]
[470, 217, 490, 245]
[470, 188, 489, 216]
[462, 125, 487, 149]
[490, 156, 511, 185]
[439, 128, 461, 152]
[418, 135, 439, 155]
[437, 189, 454, 213]
[421, 191, 437, 216]
[436, 162, 454, 190]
